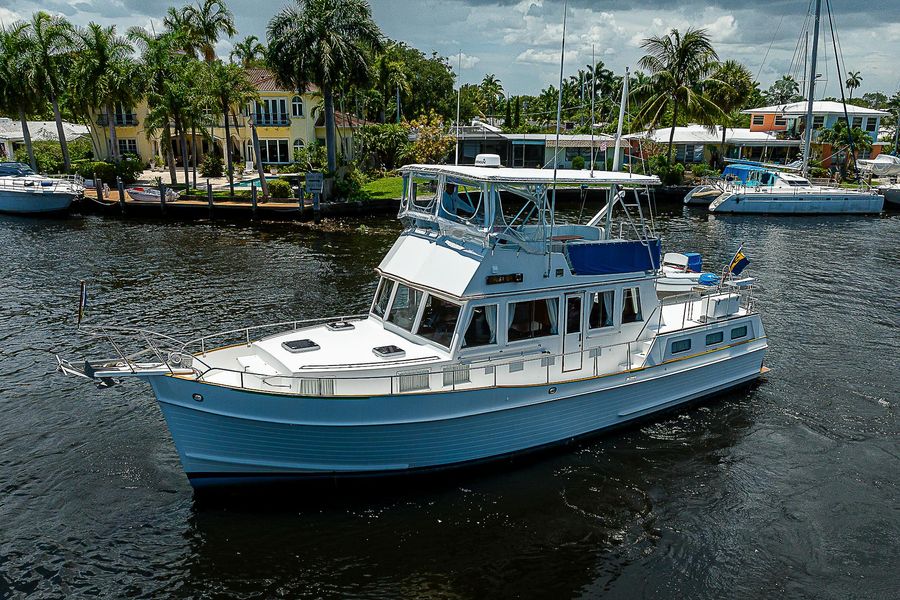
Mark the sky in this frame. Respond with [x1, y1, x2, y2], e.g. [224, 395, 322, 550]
[2, 0, 899, 97]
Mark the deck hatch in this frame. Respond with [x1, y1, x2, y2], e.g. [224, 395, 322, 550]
[282, 339, 320, 353]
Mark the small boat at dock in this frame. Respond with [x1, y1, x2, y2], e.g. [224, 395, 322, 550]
[126, 186, 180, 203]
[0, 162, 84, 215]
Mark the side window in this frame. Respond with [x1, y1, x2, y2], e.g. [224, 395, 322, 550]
[386, 284, 423, 331]
[671, 338, 691, 354]
[417, 295, 460, 348]
[706, 331, 724, 346]
[621, 287, 643, 324]
[463, 305, 498, 348]
[731, 325, 748, 340]
[507, 298, 559, 342]
[372, 279, 394, 318]
[588, 290, 614, 329]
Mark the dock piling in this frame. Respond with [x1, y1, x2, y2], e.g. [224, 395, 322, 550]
[94, 172, 103, 200]
[116, 176, 125, 214]
[206, 180, 214, 220]
[159, 179, 167, 215]
[251, 183, 258, 219]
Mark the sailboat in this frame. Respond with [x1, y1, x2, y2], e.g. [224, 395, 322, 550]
[709, 0, 884, 215]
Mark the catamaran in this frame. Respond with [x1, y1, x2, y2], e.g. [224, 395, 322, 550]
[708, 0, 883, 215]
[0, 162, 83, 215]
[59, 158, 768, 488]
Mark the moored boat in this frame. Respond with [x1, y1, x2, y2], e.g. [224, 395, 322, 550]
[126, 186, 180, 202]
[59, 160, 768, 489]
[0, 162, 83, 215]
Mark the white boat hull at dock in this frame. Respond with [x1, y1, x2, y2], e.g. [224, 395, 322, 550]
[709, 190, 884, 214]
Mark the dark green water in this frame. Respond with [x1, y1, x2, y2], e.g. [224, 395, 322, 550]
[1, 206, 898, 598]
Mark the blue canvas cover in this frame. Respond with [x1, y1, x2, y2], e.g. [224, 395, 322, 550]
[722, 164, 767, 184]
[566, 238, 661, 275]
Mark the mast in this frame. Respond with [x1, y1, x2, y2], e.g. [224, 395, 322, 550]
[801, 0, 822, 177]
[606, 67, 629, 240]
[455, 50, 462, 165]
[548, 0, 567, 273]
[612, 67, 629, 171]
[590, 44, 596, 177]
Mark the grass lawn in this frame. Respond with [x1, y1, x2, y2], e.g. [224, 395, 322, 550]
[363, 176, 404, 200]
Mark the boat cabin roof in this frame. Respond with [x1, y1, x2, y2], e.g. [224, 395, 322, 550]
[401, 164, 660, 186]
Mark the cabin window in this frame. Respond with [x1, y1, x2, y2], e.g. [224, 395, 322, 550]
[291, 96, 304, 117]
[752, 115, 764, 126]
[621, 288, 643, 324]
[812, 116, 825, 129]
[706, 331, 724, 346]
[405, 176, 439, 213]
[507, 298, 559, 342]
[774, 115, 787, 127]
[865, 117, 877, 132]
[588, 290, 614, 330]
[731, 325, 748, 340]
[463, 305, 498, 348]
[440, 180, 485, 226]
[372, 278, 394, 318]
[852, 117, 863, 129]
[416, 295, 461, 348]
[671, 339, 691, 354]
[386, 284, 423, 331]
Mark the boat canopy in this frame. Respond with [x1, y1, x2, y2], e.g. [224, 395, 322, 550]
[400, 164, 659, 186]
[722, 164, 768, 184]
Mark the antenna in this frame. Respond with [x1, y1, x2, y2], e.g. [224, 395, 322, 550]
[455, 50, 462, 165]
[548, 0, 568, 273]
[590, 44, 596, 177]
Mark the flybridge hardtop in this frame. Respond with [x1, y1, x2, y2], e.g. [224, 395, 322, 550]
[59, 159, 766, 489]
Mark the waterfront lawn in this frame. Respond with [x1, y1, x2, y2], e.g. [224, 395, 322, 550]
[363, 176, 403, 200]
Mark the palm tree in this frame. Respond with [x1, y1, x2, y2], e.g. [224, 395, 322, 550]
[707, 60, 756, 167]
[845, 70, 862, 100]
[0, 22, 39, 170]
[765, 75, 801, 105]
[480, 74, 503, 122]
[633, 27, 724, 161]
[230, 35, 265, 67]
[184, 0, 237, 62]
[26, 11, 76, 172]
[818, 118, 871, 180]
[72, 23, 138, 161]
[374, 45, 409, 123]
[267, 0, 384, 173]
[208, 61, 259, 195]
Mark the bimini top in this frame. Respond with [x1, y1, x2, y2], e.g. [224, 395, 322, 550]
[401, 164, 660, 186]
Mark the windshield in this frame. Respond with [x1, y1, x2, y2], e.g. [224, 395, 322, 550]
[416, 295, 460, 348]
[386, 284, 423, 331]
[0, 163, 34, 177]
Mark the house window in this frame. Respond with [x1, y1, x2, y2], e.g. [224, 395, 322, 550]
[852, 117, 863, 129]
[291, 96, 304, 118]
[117, 139, 138, 156]
[731, 325, 748, 340]
[671, 339, 691, 354]
[257, 139, 290, 164]
[588, 290, 614, 330]
[752, 115, 764, 126]
[706, 331, 724, 346]
[507, 298, 559, 342]
[865, 117, 877, 132]
[462, 305, 498, 348]
[621, 287, 642, 324]
[812, 116, 825, 129]
[255, 98, 289, 126]
[774, 115, 787, 127]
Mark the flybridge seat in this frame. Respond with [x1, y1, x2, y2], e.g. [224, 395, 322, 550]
[663, 252, 702, 272]
[565, 238, 661, 276]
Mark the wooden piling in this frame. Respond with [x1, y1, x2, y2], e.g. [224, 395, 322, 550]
[207, 180, 214, 220]
[251, 182, 258, 219]
[116, 176, 126, 214]
[159, 180, 167, 215]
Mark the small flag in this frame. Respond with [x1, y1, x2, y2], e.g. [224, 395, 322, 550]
[728, 245, 750, 276]
[77, 280, 87, 326]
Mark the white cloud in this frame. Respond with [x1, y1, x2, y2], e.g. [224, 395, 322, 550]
[0, 7, 23, 23]
[516, 48, 578, 65]
[457, 53, 481, 69]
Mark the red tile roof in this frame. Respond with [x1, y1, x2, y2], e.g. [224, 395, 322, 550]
[245, 67, 318, 94]
[315, 110, 369, 128]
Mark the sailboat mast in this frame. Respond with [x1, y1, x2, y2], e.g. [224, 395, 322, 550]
[801, 0, 822, 177]
[455, 50, 462, 166]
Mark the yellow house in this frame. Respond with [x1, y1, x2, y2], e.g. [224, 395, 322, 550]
[90, 67, 329, 170]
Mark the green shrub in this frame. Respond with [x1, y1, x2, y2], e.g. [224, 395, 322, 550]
[648, 155, 685, 185]
[73, 155, 143, 185]
[690, 163, 720, 179]
[333, 165, 368, 201]
[266, 178, 293, 199]
[570, 155, 586, 170]
[200, 153, 223, 177]
[14, 138, 93, 173]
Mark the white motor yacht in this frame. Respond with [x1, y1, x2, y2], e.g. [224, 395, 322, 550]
[858, 154, 900, 207]
[0, 162, 84, 215]
[60, 159, 768, 488]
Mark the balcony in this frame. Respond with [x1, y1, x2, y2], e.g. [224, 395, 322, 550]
[254, 115, 291, 127]
[96, 114, 138, 127]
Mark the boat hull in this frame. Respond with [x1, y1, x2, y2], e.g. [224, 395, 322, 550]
[0, 189, 77, 214]
[709, 191, 883, 214]
[878, 186, 900, 207]
[683, 185, 721, 206]
[148, 343, 767, 488]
